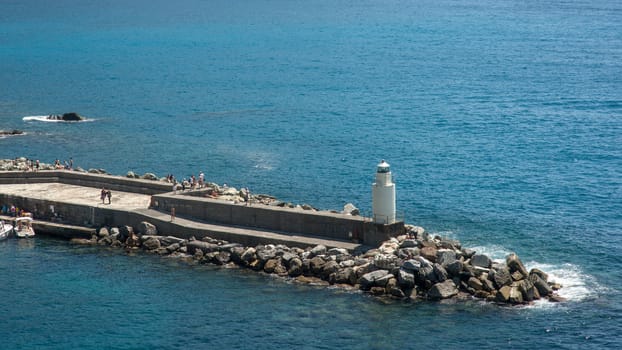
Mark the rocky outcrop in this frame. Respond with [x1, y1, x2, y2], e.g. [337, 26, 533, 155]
[85, 221, 562, 306]
[47, 112, 85, 121]
[0, 130, 24, 136]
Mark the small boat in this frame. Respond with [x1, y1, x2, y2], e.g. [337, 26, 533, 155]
[13, 216, 35, 238]
[0, 220, 13, 240]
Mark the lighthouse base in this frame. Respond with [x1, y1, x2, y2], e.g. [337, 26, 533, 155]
[361, 221, 405, 247]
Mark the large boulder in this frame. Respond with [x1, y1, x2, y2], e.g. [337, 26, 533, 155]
[491, 267, 513, 289]
[529, 274, 553, 297]
[506, 253, 529, 278]
[342, 203, 360, 216]
[58, 112, 85, 121]
[470, 254, 492, 268]
[142, 236, 161, 251]
[436, 249, 457, 267]
[432, 263, 448, 282]
[287, 258, 303, 277]
[428, 280, 459, 300]
[308, 256, 326, 275]
[397, 268, 416, 288]
[359, 270, 390, 291]
[373, 254, 400, 270]
[420, 246, 437, 262]
[330, 267, 357, 285]
[138, 221, 158, 236]
[186, 240, 219, 255]
[309, 244, 327, 257]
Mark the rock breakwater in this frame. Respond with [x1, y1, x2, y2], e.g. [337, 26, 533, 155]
[75, 221, 563, 305]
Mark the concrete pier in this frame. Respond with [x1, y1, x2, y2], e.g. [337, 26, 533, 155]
[0, 171, 404, 250]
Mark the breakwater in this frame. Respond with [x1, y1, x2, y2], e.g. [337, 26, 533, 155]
[0, 158, 563, 305]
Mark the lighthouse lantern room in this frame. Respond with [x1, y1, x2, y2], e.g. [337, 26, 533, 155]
[372, 160, 396, 224]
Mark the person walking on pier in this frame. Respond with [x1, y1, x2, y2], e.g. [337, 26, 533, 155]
[106, 190, 112, 204]
[101, 188, 106, 204]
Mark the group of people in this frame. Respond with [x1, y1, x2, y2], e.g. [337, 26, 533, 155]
[100, 188, 112, 204]
[0, 204, 32, 217]
[167, 171, 206, 193]
[53, 157, 73, 170]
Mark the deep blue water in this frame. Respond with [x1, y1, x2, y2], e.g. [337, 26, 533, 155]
[1, 0, 621, 348]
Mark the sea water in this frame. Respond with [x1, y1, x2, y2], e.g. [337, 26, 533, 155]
[1, 0, 621, 348]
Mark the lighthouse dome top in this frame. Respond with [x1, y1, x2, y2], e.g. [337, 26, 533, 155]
[377, 160, 390, 173]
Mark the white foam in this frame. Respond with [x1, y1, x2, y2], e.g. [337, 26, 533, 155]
[525, 261, 603, 302]
[462, 243, 604, 304]
[468, 244, 512, 264]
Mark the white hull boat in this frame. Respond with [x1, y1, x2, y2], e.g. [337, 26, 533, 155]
[13, 216, 35, 238]
[0, 221, 13, 240]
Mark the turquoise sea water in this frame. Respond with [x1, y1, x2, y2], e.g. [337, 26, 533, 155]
[1, 0, 621, 348]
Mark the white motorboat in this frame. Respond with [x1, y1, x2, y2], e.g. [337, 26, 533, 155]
[0, 220, 13, 240]
[13, 216, 35, 238]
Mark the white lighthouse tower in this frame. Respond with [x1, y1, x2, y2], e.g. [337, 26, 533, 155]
[372, 160, 396, 224]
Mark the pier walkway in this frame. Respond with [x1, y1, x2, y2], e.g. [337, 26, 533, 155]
[0, 181, 363, 251]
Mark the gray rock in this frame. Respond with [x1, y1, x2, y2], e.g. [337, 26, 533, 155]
[506, 253, 529, 278]
[309, 244, 327, 257]
[436, 249, 457, 267]
[398, 268, 415, 288]
[439, 238, 461, 250]
[165, 243, 181, 253]
[529, 268, 549, 282]
[375, 273, 394, 288]
[490, 266, 513, 289]
[461, 248, 476, 259]
[241, 247, 257, 263]
[221, 243, 244, 251]
[445, 260, 463, 277]
[433, 263, 448, 282]
[330, 267, 357, 285]
[420, 246, 438, 263]
[321, 260, 341, 279]
[109, 227, 120, 239]
[186, 241, 219, 255]
[402, 259, 421, 272]
[400, 239, 418, 248]
[141, 172, 158, 180]
[126, 171, 137, 178]
[495, 285, 512, 303]
[468, 277, 484, 291]
[342, 203, 360, 216]
[288, 258, 303, 277]
[281, 252, 298, 264]
[428, 280, 459, 300]
[373, 254, 400, 270]
[210, 251, 232, 265]
[119, 225, 134, 240]
[359, 270, 390, 290]
[160, 236, 185, 245]
[256, 246, 277, 262]
[470, 254, 492, 268]
[529, 274, 553, 297]
[415, 256, 433, 268]
[142, 236, 161, 250]
[518, 279, 537, 301]
[98, 227, 109, 238]
[327, 247, 349, 256]
[263, 259, 281, 273]
[309, 256, 326, 275]
[138, 221, 158, 236]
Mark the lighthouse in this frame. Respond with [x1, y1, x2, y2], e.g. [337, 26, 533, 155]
[372, 160, 396, 224]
